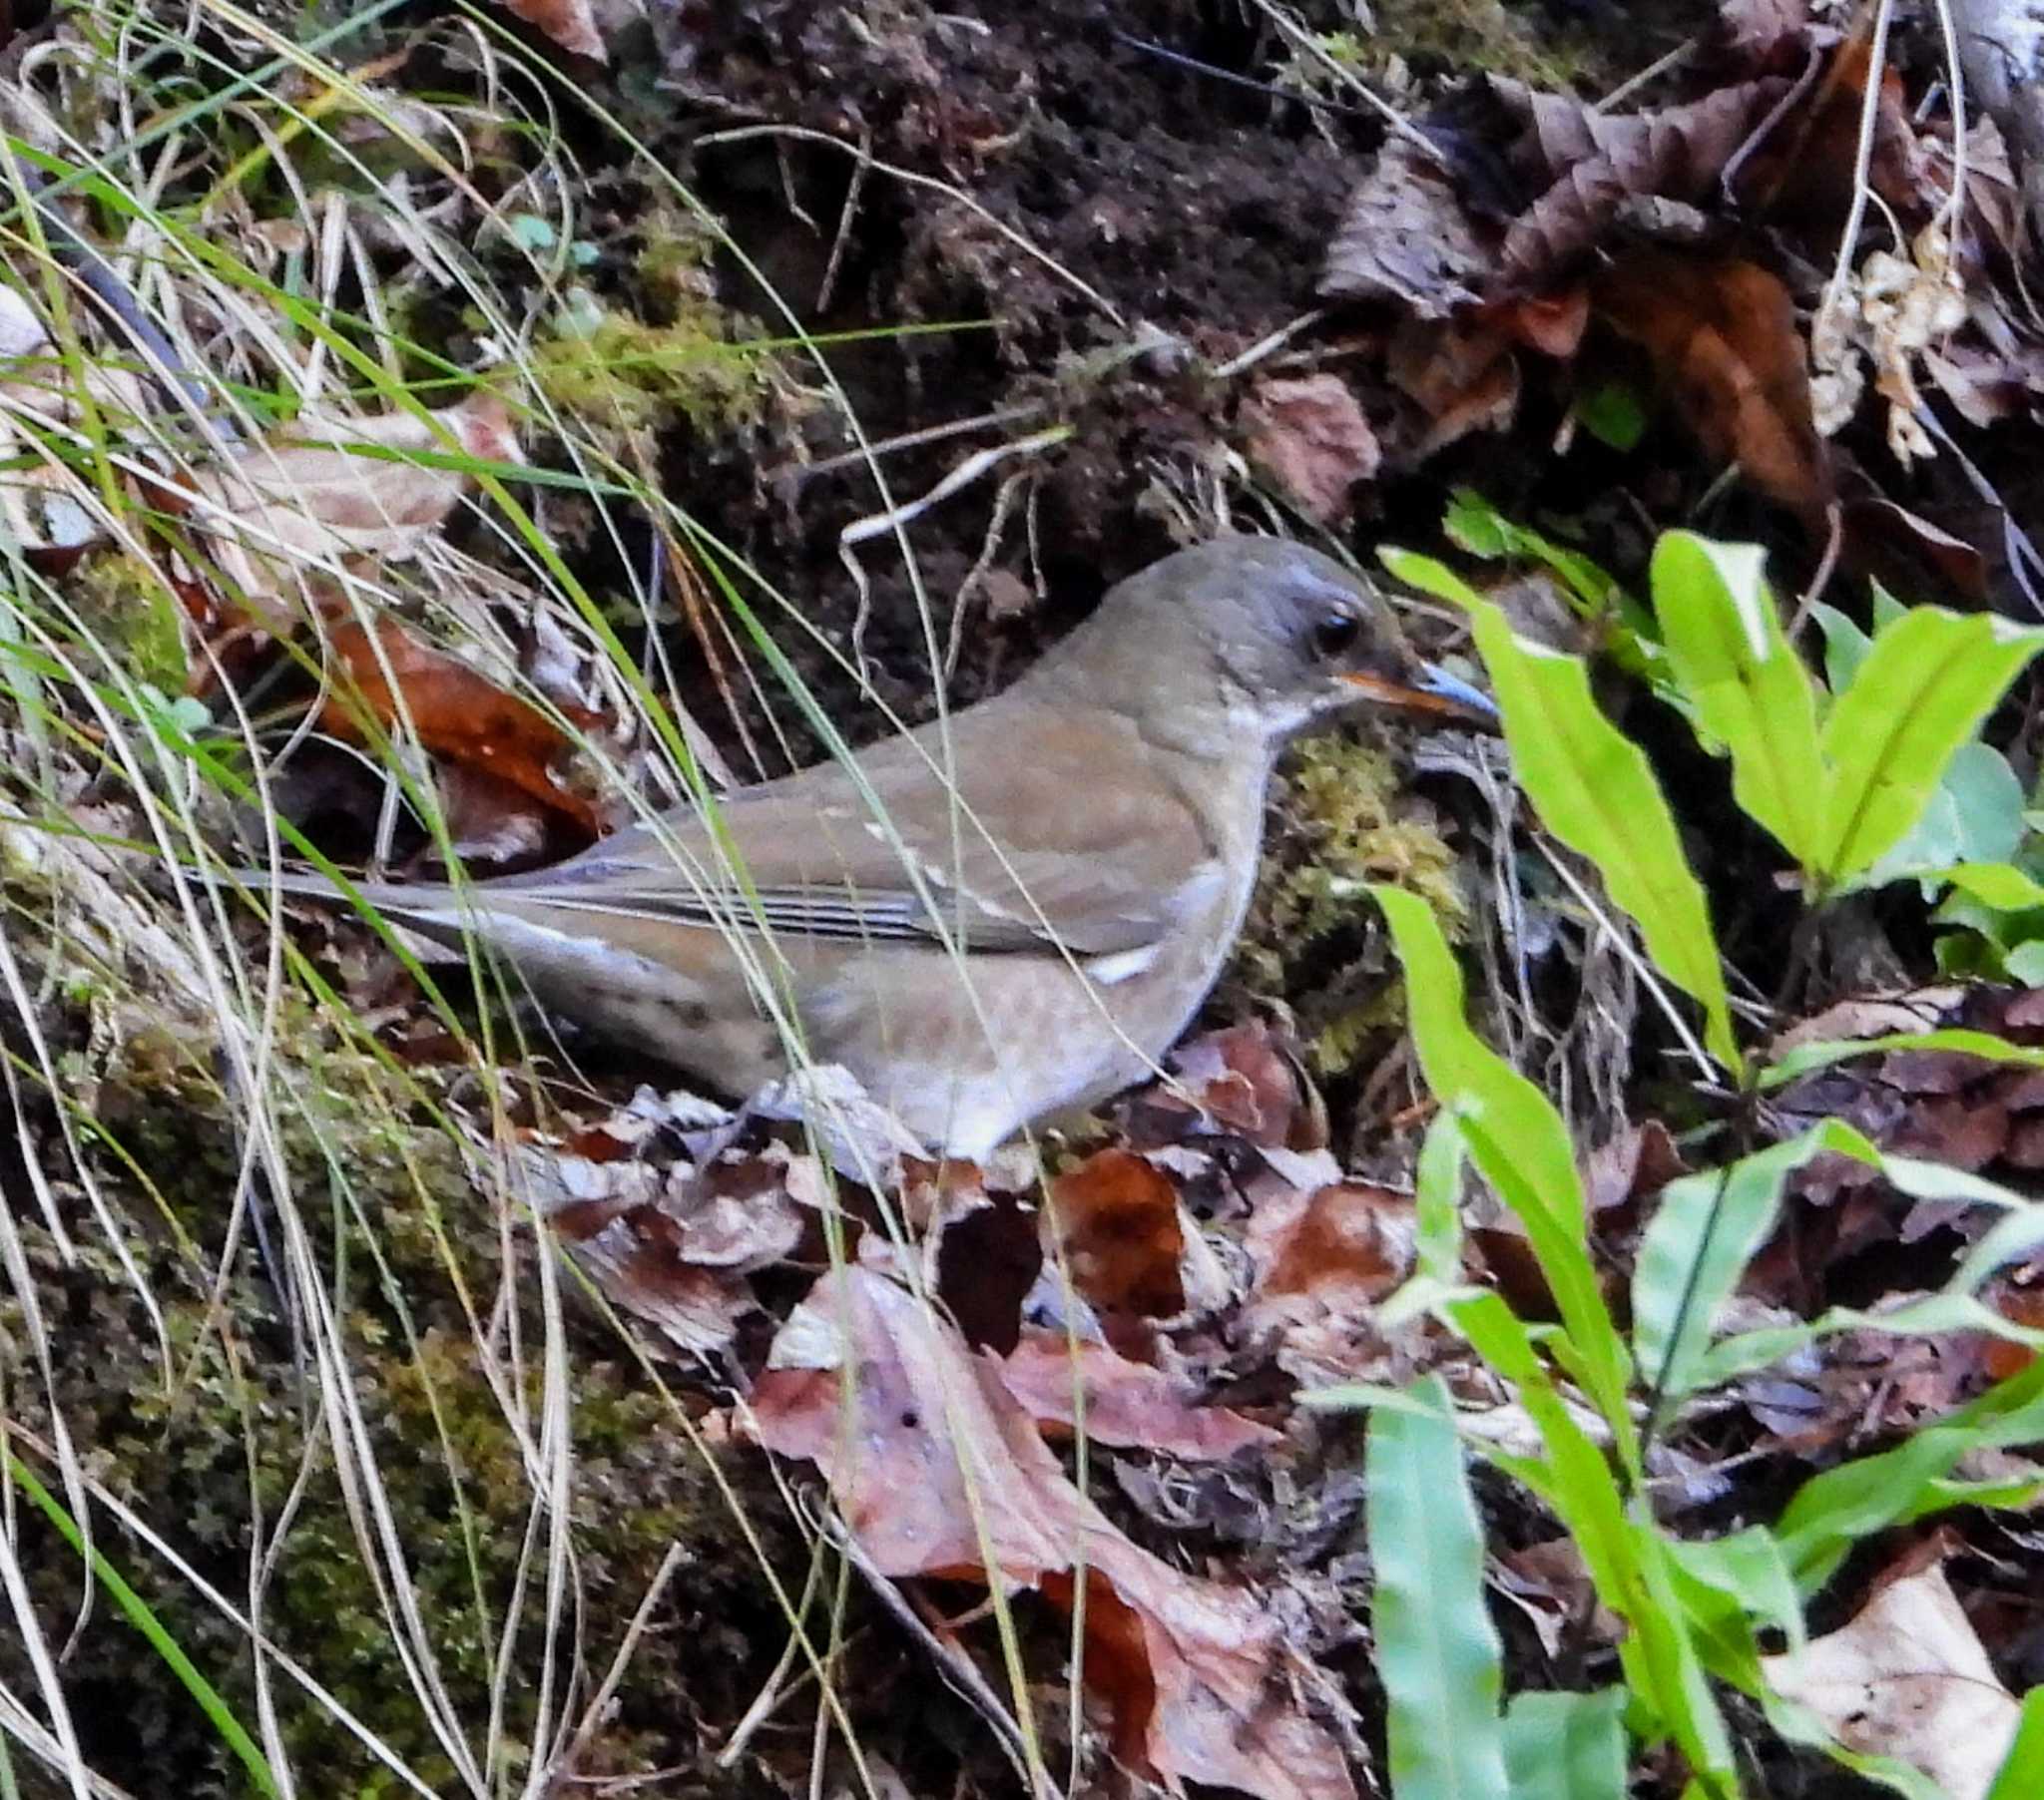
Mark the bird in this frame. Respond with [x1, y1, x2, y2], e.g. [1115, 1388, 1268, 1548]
[242, 537, 1492, 1160]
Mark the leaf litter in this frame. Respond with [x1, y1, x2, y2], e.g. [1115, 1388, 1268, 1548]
[22, 0, 2044, 1795]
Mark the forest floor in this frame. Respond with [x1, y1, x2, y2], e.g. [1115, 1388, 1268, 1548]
[11, 2, 2044, 1797]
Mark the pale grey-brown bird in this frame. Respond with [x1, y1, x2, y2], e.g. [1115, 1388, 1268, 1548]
[245, 538, 1489, 1158]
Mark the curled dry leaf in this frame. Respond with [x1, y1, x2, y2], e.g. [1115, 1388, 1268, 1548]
[184, 393, 521, 628]
[527, 1124, 814, 1359]
[1718, 0, 1822, 63]
[1764, 1560, 2020, 1800]
[999, 1329, 1282, 1461]
[1164, 1019, 1320, 1150]
[1240, 375, 1379, 527]
[1490, 77, 1790, 287]
[752, 1264, 1357, 1800]
[1318, 135, 1489, 314]
[321, 616, 605, 837]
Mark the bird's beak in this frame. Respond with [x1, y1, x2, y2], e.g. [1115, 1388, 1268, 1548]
[1339, 662, 1499, 728]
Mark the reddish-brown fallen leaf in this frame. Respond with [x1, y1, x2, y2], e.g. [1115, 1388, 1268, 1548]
[1737, 38, 1922, 231]
[1387, 317, 1525, 457]
[498, 0, 608, 59]
[1247, 1181, 1415, 1315]
[320, 617, 603, 836]
[1241, 375, 1380, 526]
[999, 1330, 1282, 1460]
[1045, 1148, 1189, 1321]
[753, 1265, 1356, 1800]
[1594, 250, 1831, 529]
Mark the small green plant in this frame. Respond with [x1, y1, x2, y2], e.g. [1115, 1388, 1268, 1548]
[1317, 522, 2044, 1798]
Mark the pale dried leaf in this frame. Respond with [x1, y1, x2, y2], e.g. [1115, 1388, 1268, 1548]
[1764, 1562, 2019, 1800]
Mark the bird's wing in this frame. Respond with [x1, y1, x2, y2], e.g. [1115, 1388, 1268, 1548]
[492, 701, 1224, 957]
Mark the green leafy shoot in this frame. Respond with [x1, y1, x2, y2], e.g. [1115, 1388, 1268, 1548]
[1381, 548, 1740, 1074]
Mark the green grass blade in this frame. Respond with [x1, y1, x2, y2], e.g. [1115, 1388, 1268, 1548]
[1650, 533, 1823, 871]
[7, 1455, 280, 1798]
[1367, 1374, 1511, 1800]
[1382, 548, 1738, 1074]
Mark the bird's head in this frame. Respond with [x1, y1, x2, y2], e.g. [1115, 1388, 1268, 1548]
[1066, 536, 1495, 750]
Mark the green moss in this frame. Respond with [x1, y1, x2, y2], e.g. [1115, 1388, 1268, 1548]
[533, 300, 770, 438]
[1336, 0, 1604, 89]
[0, 941, 798, 1794]
[65, 552, 191, 697]
[1233, 732, 1467, 1076]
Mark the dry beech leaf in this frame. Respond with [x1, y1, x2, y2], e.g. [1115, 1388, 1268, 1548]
[752, 1265, 1357, 1800]
[1593, 250, 1831, 528]
[1240, 375, 1379, 527]
[1491, 77, 1790, 286]
[184, 393, 520, 624]
[1764, 1561, 2020, 1800]
[320, 617, 605, 836]
[1318, 135, 1490, 314]
[998, 1329, 1282, 1461]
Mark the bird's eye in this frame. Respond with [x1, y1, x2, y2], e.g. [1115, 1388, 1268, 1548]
[1312, 613, 1363, 660]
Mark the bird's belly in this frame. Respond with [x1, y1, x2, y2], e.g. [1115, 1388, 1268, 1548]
[796, 937, 1217, 1160]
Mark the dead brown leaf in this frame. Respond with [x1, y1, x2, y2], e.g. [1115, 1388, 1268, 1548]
[498, 0, 609, 59]
[1164, 1020, 1321, 1150]
[1491, 77, 1790, 286]
[1241, 375, 1379, 527]
[1318, 135, 1490, 314]
[1718, 0, 1820, 63]
[186, 394, 520, 627]
[1044, 1148, 1191, 1322]
[1594, 250, 1831, 528]
[1764, 1559, 2020, 1800]
[999, 1330, 1282, 1461]
[752, 1264, 1356, 1800]
[321, 616, 604, 837]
